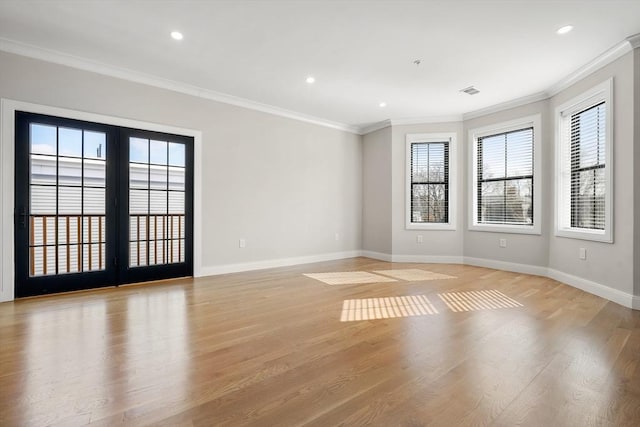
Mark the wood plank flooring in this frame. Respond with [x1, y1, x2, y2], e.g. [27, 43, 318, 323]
[1, 257, 639, 426]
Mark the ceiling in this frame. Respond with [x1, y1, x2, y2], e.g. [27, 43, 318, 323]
[1, 0, 639, 132]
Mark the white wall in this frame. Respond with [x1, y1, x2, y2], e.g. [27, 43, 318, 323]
[391, 123, 464, 260]
[362, 126, 392, 255]
[548, 53, 635, 296]
[0, 51, 362, 301]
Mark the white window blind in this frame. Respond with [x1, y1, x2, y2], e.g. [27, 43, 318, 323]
[410, 142, 449, 223]
[555, 79, 612, 242]
[569, 102, 606, 230]
[477, 128, 533, 225]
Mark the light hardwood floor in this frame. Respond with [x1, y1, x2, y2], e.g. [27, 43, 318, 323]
[1, 257, 639, 426]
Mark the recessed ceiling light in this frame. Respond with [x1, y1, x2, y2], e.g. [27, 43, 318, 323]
[306, 76, 315, 84]
[556, 25, 573, 35]
[171, 31, 184, 40]
[379, 102, 387, 108]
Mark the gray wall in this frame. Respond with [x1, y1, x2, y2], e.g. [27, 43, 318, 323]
[391, 123, 464, 258]
[360, 51, 637, 300]
[362, 126, 392, 254]
[462, 101, 550, 267]
[548, 53, 635, 295]
[0, 51, 363, 272]
[1, 45, 638, 301]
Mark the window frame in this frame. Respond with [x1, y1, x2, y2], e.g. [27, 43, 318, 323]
[405, 132, 457, 230]
[468, 114, 541, 235]
[555, 79, 613, 243]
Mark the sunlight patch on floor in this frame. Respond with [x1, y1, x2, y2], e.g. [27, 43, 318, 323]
[304, 271, 397, 285]
[374, 269, 456, 281]
[438, 290, 522, 312]
[340, 295, 438, 321]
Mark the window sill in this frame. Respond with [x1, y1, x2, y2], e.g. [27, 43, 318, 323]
[468, 223, 541, 235]
[406, 222, 456, 231]
[555, 228, 612, 243]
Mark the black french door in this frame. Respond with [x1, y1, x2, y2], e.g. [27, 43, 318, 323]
[14, 112, 193, 297]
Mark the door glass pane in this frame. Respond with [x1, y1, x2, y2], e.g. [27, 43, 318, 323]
[168, 142, 185, 166]
[58, 187, 82, 214]
[150, 165, 168, 190]
[84, 187, 106, 214]
[84, 131, 106, 160]
[168, 167, 185, 191]
[29, 123, 107, 276]
[30, 124, 56, 155]
[58, 128, 82, 157]
[30, 155, 56, 185]
[130, 137, 148, 163]
[169, 192, 185, 214]
[150, 190, 167, 214]
[150, 140, 167, 164]
[130, 164, 149, 189]
[58, 158, 83, 186]
[130, 190, 149, 214]
[85, 160, 106, 187]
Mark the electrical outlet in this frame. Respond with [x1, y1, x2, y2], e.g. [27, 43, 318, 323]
[417, 235, 423, 244]
[239, 238, 246, 248]
[334, 232, 340, 241]
[499, 238, 507, 248]
[579, 248, 586, 260]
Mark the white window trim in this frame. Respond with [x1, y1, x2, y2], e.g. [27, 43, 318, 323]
[405, 132, 457, 230]
[468, 114, 542, 235]
[554, 79, 613, 243]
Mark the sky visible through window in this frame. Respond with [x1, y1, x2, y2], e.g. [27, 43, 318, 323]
[31, 125, 185, 167]
[30, 124, 106, 159]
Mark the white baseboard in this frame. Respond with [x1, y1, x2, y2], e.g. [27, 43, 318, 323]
[391, 254, 463, 264]
[360, 251, 463, 264]
[199, 250, 638, 310]
[360, 250, 392, 262]
[198, 250, 362, 276]
[463, 256, 548, 277]
[464, 257, 636, 309]
[547, 268, 636, 309]
[4, 245, 635, 311]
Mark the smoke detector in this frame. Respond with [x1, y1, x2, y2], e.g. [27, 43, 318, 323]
[460, 86, 480, 95]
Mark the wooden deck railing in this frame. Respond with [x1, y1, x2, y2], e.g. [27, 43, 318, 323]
[30, 213, 185, 276]
[130, 213, 185, 266]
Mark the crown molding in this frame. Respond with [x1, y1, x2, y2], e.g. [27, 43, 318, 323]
[462, 91, 548, 121]
[1, 34, 637, 136]
[627, 33, 640, 49]
[0, 37, 360, 135]
[463, 37, 635, 121]
[359, 120, 392, 135]
[546, 39, 632, 97]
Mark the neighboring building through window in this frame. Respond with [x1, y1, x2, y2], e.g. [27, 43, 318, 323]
[477, 127, 533, 225]
[406, 133, 457, 230]
[555, 79, 613, 242]
[570, 102, 606, 230]
[469, 115, 541, 234]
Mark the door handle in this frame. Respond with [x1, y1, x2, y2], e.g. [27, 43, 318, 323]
[16, 208, 28, 229]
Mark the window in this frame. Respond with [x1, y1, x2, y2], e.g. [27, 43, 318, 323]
[469, 115, 541, 234]
[555, 79, 613, 242]
[406, 133, 457, 230]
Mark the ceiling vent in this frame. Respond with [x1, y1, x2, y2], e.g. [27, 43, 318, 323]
[460, 86, 480, 95]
